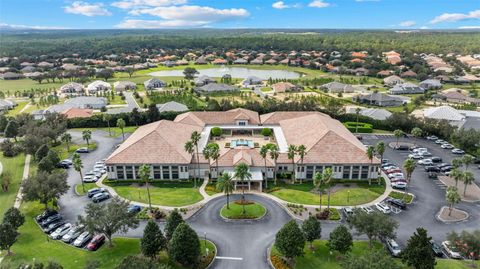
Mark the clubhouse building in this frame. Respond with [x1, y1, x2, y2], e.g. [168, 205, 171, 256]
[105, 109, 380, 191]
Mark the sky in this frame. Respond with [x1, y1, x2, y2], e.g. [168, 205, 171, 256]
[0, 0, 479, 30]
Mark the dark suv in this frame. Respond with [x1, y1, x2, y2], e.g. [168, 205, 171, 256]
[425, 166, 440, 172]
[387, 198, 407, 210]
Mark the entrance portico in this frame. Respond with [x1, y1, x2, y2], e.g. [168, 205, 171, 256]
[225, 168, 264, 192]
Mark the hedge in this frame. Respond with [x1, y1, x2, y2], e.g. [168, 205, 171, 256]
[343, 122, 373, 133]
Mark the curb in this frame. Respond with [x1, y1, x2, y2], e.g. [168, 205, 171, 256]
[204, 239, 217, 269]
[436, 206, 470, 223]
[219, 202, 268, 222]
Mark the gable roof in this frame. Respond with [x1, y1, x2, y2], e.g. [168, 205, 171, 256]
[174, 108, 260, 127]
[106, 120, 202, 164]
[216, 148, 273, 167]
[156, 101, 188, 113]
[260, 111, 320, 125]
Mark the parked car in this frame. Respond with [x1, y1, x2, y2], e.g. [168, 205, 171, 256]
[391, 181, 407, 189]
[431, 157, 442, 163]
[395, 145, 409, 151]
[386, 168, 402, 174]
[441, 143, 454, 149]
[83, 175, 96, 183]
[387, 172, 404, 179]
[87, 188, 107, 198]
[408, 153, 423, 159]
[413, 148, 428, 154]
[76, 147, 89, 153]
[440, 165, 453, 173]
[381, 159, 390, 164]
[375, 202, 391, 214]
[435, 139, 446, 144]
[36, 209, 58, 223]
[92, 170, 102, 179]
[40, 214, 62, 227]
[428, 172, 438, 179]
[387, 198, 407, 210]
[426, 135, 438, 140]
[127, 204, 142, 214]
[386, 239, 402, 257]
[73, 231, 92, 247]
[425, 165, 440, 172]
[418, 159, 433, 165]
[452, 149, 465, 155]
[43, 220, 66, 234]
[50, 223, 72, 240]
[429, 240, 444, 258]
[61, 225, 84, 243]
[86, 234, 106, 251]
[56, 161, 70, 169]
[92, 192, 110, 203]
[360, 206, 374, 214]
[343, 207, 355, 221]
[382, 165, 398, 171]
[442, 241, 462, 259]
[437, 163, 451, 168]
[420, 151, 432, 157]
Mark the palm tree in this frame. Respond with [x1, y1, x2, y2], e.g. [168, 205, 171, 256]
[82, 130, 92, 150]
[103, 114, 112, 136]
[462, 171, 474, 196]
[216, 173, 234, 209]
[203, 144, 212, 177]
[287, 145, 297, 183]
[191, 131, 201, 188]
[260, 144, 270, 189]
[452, 158, 463, 169]
[446, 186, 461, 216]
[411, 127, 423, 138]
[403, 158, 416, 196]
[366, 146, 375, 185]
[116, 118, 126, 141]
[72, 153, 85, 193]
[209, 143, 220, 180]
[234, 163, 252, 215]
[323, 168, 333, 211]
[269, 145, 279, 186]
[450, 168, 463, 188]
[297, 145, 307, 183]
[462, 155, 474, 172]
[61, 133, 72, 152]
[393, 129, 403, 147]
[376, 141, 385, 185]
[313, 172, 324, 211]
[355, 107, 361, 133]
[184, 140, 195, 183]
[139, 164, 152, 212]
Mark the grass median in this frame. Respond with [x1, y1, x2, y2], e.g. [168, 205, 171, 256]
[220, 201, 266, 219]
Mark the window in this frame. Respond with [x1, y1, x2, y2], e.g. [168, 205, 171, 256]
[343, 166, 351, 179]
[125, 166, 133, 179]
[134, 166, 140, 179]
[171, 166, 179, 179]
[361, 166, 369, 179]
[306, 166, 314, 179]
[153, 166, 161, 179]
[237, 120, 247, 126]
[117, 166, 125, 179]
[162, 166, 170, 179]
[352, 166, 360, 179]
[315, 166, 323, 175]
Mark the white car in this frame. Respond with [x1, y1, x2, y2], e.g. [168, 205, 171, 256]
[50, 223, 72, 240]
[388, 173, 404, 179]
[452, 149, 465, 155]
[83, 175, 96, 183]
[435, 139, 446, 144]
[442, 241, 462, 259]
[426, 135, 438, 140]
[391, 181, 407, 189]
[375, 202, 391, 214]
[386, 239, 402, 257]
[413, 148, 428, 154]
[361, 206, 374, 214]
[418, 159, 433, 165]
[73, 231, 92, 247]
[441, 143, 454, 149]
[408, 153, 423, 159]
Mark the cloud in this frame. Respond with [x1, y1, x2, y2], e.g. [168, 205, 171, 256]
[111, 0, 187, 9]
[0, 23, 69, 30]
[458, 25, 480, 29]
[272, 1, 300, 9]
[128, 5, 249, 22]
[399, 20, 416, 27]
[64, 1, 112, 16]
[115, 19, 207, 28]
[420, 26, 429, 29]
[430, 9, 480, 24]
[308, 0, 330, 8]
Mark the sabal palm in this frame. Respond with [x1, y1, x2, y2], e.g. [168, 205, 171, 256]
[322, 168, 333, 211]
[287, 145, 297, 183]
[411, 127, 422, 138]
[269, 145, 279, 186]
[103, 114, 112, 136]
[82, 130, 92, 150]
[61, 133, 72, 151]
[209, 143, 220, 179]
[216, 173, 234, 209]
[462, 171, 474, 196]
[191, 131, 201, 188]
[72, 153, 85, 193]
[260, 145, 269, 189]
[366, 146, 375, 185]
[450, 168, 463, 188]
[393, 129, 403, 147]
[297, 145, 307, 183]
[403, 158, 416, 196]
[446, 186, 461, 216]
[313, 172, 324, 211]
[234, 163, 252, 214]
[376, 141, 385, 185]
[184, 141, 195, 185]
[116, 118, 126, 141]
[139, 164, 152, 211]
[462, 155, 474, 171]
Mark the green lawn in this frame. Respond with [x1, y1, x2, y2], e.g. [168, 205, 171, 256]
[7, 101, 29, 115]
[0, 78, 64, 94]
[106, 180, 204, 207]
[52, 142, 97, 160]
[220, 201, 266, 219]
[74, 183, 98, 195]
[71, 126, 137, 138]
[205, 182, 221, 196]
[107, 95, 127, 105]
[0, 153, 26, 216]
[268, 182, 385, 206]
[389, 191, 414, 203]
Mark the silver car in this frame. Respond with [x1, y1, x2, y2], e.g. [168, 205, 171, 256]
[73, 231, 92, 247]
[386, 239, 402, 257]
[50, 223, 72, 240]
[62, 225, 84, 243]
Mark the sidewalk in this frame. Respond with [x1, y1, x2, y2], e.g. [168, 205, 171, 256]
[13, 154, 31, 209]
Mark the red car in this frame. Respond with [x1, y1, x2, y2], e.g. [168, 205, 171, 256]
[86, 234, 105, 251]
[386, 169, 402, 174]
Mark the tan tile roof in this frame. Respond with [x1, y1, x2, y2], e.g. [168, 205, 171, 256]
[260, 111, 320, 125]
[106, 120, 202, 164]
[175, 108, 260, 126]
[216, 147, 273, 167]
[278, 114, 379, 164]
[60, 108, 93, 119]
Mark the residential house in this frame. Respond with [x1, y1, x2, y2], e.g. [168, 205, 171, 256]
[242, 76, 263, 87]
[194, 75, 215, 86]
[144, 78, 166, 90]
[419, 79, 442, 90]
[233, 58, 248, 65]
[0, 99, 17, 112]
[0, 72, 24, 80]
[383, 75, 405, 86]
[321, 82, 355, 93]
[64, 96, 108, 109]
[271, 82, 298, 93]
[60, 108, 93, 119]
[156, 101, 189, 113]
[86, 80, 111, 94]
[354, 92, 405, 107]
[113, 81, 136, 92]
[59, 82, 84, 96]
[345, 106, 392, 120]
[195, 83, 238, 94]
[389, 83, 425, 95]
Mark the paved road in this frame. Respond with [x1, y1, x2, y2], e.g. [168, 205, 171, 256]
[107, 92, 141, 114]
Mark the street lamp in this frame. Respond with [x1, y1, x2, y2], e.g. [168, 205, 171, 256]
[204, 231, 208, 256]
[347, 190, 350, 203]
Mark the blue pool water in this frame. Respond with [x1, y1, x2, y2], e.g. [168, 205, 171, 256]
[231, 139, 254, 148]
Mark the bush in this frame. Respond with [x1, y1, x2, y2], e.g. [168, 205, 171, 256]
[211, 126, 222, 136]
[343, 122, 373, 133]
[271, 255, 290, 269]
[261, 128, 272, 137]
[1, 140, 19, 157]
[234, 200, 255, 205]
[316, 209, 330, 220]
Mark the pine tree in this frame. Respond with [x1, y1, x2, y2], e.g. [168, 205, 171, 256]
[275, 220, 306, 264]
[302, 216, 321, 249]
[327, 225, 353, 255]
[401, 228, 436, 269]
[165, 209, 184, 240]
[167, 223, 201, 266]
[141, 220, 166, 259]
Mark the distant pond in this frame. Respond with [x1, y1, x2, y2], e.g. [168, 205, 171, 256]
[149, 67, 301, 79]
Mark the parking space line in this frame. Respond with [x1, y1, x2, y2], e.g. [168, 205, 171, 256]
[216, 256, 244, 261]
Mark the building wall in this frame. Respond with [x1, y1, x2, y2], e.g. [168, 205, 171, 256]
[107, 164, 189, 180]
[293, 164, 379, 180]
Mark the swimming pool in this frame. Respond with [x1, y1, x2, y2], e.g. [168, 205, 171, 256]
[231, 139, 254, 148]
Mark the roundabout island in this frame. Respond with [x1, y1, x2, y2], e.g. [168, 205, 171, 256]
[220, 200, 267, 220]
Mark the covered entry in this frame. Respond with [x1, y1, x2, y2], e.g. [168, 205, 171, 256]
[225, 167, 263, 192]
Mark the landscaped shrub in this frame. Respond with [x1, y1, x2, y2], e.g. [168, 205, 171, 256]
[261, 128, 272, 137]
[234, 200, 255, 205]
[271, 255, 290, 269]
[343, 122, 373, 133]
[316, 209, 330, 220]
[211, 127, 222, 137]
